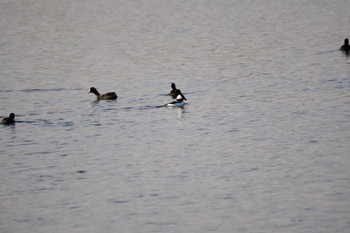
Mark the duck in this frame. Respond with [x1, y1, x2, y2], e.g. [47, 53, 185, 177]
[168, 83, 187, 100]
[88, 87, 117, 100]
[1, 113, 15, 125]
[340, 38, 350, 54]
[165, 94, 186, 107]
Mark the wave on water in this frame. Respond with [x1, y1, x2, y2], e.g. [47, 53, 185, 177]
[1, 88, 83, 93]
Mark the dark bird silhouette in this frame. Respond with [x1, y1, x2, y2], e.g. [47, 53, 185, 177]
[1, 113, 15, 125]
[168, 83, 186, 100]
[340, 38, 350, 54]
[88, 87, 117, 100]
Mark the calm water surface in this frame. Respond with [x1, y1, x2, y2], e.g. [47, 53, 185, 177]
[1, 0, 350, 232]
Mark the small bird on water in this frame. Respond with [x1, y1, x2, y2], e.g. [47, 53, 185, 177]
[1, 113, 15, 125]
[340, 38, 350, 54]
[88, 87, 117, 100]
[168, 83, 187, 100]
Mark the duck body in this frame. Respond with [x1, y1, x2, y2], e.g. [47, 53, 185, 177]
[1, 113, 15, 125]
[88, 87, 117, 100]
[165, 95, 186, 107]
[168, 83, 187, 100]
[340, 38, 350, 54]
[166, 101, 186, 108]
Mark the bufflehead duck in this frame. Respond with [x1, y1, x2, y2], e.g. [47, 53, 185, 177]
[165, 94, 186, 107]
[168, 83, 187, 100]
[340, 38, 350, 54]
[1, 113, 15, 125]
[88, 87, 117, 100]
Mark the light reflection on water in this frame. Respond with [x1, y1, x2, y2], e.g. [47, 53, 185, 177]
[1, 0, 350, 233]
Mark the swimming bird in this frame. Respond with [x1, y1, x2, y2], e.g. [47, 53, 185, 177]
[168, 83, 187, 100]
[165, 94, 186, 107]
[1, 113, 15, 125]
[340, 38, 350, 54]
[88, 87, 117, 100]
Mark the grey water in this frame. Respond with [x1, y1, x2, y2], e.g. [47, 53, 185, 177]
[1, 0, 350, 232]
